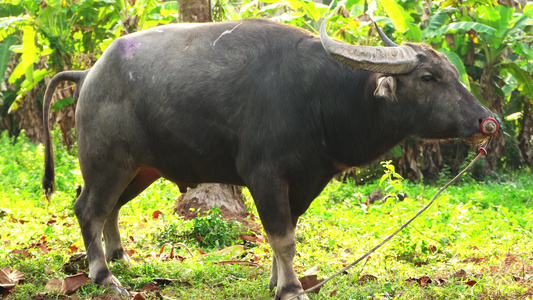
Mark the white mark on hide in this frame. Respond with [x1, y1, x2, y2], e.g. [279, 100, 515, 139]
[155, 29, 164, 33]
[152, 75, 155, 84]
[129, 72, 133, 80]
[213, 22, 243, 46]
[185, 46, 189, 50]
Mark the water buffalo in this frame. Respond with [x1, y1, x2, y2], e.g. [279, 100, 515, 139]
[43, 18, 493, 299]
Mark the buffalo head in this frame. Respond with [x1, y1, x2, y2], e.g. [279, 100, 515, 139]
[320, 21, 494, 143]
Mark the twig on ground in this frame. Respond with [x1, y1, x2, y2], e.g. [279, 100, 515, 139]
[174, 243, 194, 257]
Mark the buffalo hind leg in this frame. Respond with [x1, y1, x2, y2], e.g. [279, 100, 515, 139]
[269, 255, 279, 291]
[246, 174, 309, 300]
[74, 166, 136, 295]
[103, 168, 161, 262]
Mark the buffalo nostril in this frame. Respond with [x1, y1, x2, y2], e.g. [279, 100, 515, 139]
[480, 118, 499, 136]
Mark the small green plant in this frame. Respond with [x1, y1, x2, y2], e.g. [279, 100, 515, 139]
[379, 160, 405, 199]
[191, 207, 242, 249]
[155, 217, 188, 246]
[154, 206, 245, 250]
[437, 164, 453, 185]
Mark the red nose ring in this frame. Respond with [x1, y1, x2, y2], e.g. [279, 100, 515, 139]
[480, 118, 499, 136]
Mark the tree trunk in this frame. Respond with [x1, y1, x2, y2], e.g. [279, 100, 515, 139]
[174, 0, 248, 222]
[518, 99, 533, 171]
[174, 184, 247, 220]
[178, 0, 212, 23]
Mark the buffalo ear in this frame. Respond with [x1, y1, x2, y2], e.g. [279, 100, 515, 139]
[374, 76, 397, 101]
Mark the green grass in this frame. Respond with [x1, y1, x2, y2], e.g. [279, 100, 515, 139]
[1, 130, 532, 299]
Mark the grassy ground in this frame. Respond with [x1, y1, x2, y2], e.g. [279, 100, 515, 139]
[1, 131, 532, 299]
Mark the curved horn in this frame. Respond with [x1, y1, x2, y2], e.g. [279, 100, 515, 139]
[320, 21, 418, 74]
[373, 21, 398, 47]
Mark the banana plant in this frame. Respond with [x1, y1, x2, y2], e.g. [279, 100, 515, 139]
[1, 0, 179, 113]
[423, 2, 533, 170]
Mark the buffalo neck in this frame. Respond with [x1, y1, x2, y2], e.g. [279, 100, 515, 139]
[316, 65, 410, 168]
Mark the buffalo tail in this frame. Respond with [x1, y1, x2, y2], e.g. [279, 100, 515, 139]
[43, 71, 87, 200]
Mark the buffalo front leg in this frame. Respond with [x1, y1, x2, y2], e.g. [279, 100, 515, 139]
[269, 215, 300, 292]
[247, 177, 308, 300]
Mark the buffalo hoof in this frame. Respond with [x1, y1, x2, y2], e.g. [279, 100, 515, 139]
[268, 278, 276, 291]
[96, 274, 130, 296]
[107, 283, 130, 296]
[274, 292, 310, 300]
[274, 285, 310, 300]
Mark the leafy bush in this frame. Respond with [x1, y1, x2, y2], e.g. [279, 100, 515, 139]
[191, 207, 243, 249]
[156, 207, 244, 250]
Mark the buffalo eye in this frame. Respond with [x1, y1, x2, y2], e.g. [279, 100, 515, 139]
[421, 75, 436, 83]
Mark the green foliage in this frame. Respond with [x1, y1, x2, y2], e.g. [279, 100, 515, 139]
[379, 160, 404, 197]
[156, 206, 244, 250]
[0, 0, 179, 114]
[191, 207, 243, 249]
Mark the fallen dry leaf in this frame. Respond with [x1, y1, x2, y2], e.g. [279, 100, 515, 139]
[213, 245, 244, 257]
[298, 275, 323, 294]
[10, 218, 27, 224]
[511, 275, 533, 282]
[10, 249, 33, 258]
[131, 291, 147, 300]
[302, 265, 320, 276]
[33, 243, 50, 254]
[66, 244, 79, 253]
[357, 274, 378, 285]
[239, 234, 258, 243]
[61, 273, 90, 295]
[0, 284, 15, 297]
[416, 275, 432, 287]
[452, 269, 468, 281]
[214, 261, 260, 268]
[152, 210, 163, 219]
[465, 279, 477, 286]
[0, 267, 25, 284]
[462, 257, 485, 264]
[139, 283, 161, 292]
[45, 219, 57, 225]
[341, 247, 353, 256]
[45, 278, 63, 293]
[45, 273, 90, 295]
[125, 249, 135, 257]
[406, 275, 445, 287]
